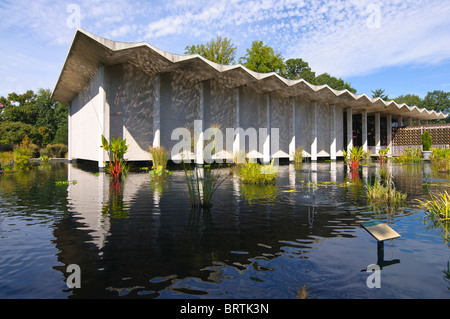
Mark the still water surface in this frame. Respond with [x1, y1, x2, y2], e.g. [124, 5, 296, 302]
[0, 162, 449, 298]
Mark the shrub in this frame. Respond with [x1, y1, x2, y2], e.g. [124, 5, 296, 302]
[13, 147, 32, 170]
[430, 148, 450, 172]
[396, 148, 422, 163]
[238, 160, 278, 184]
[294, 147, 303, 164]
[43, 144, 68, 158]
[0, 121, 43, 146]
[53, 124, 68, 145]
[421, 131, 432, 151]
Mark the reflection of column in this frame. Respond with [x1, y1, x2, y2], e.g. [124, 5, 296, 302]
[289, 163, 296, 187]
[153, 75, 161, 148]
[362, 109, 368, 152]
[330, 161, 337, 183]
[375, 112, 381, 155]
[362, 165, 368, 182]
[311, 102, 318, 161]
[387, 114, 392, 155]
[196, 82, 204, 165]
[311, 162, 317, 183]
[330, 104, 337, 161]
[347, 107, 353, 154]
[289, 98, 295, 162]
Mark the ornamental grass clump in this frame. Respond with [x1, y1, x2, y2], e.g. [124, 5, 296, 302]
[418, 191, 450, 222]
[184, 164, 225, 208]
[396, 147, 422, 163]
[367, 174, 407, 209]
[149, 146, 171, 178]
[238, 160, 278, 184]
[430, 148, 450, 172]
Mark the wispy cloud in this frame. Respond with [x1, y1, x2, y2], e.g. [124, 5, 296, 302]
[1, 0, 449, 96]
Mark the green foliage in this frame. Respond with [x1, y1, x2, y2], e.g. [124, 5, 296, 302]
[422, 90, 450, 114]
[419, 191, 450, 221]
[239, 40, 285, 74]
[101, 135, 129, 179]
[393, 94, 422, 107]
[371, 88, 389, 100]
[42, 144, 68, 158]
[396, 148, 422, 163]
[13, 146, 32, 170]
[281, 58, 316, 83]
[0, 121, 42, 146]
[315, 73, 357, 93]
[0, 89, 68, 146]
[185, 36, 237, 65]
[184, 165, 225, 208]
[367, 174, 407, 210]
[421, 131, 432, 151]
[430, 148, 450, 172]
[293, 147, 303, 164]
[53, 124, 68, 144]
[343, 147, 364, 169]
[238, 160, 278, 184]
[378, 147, 390, 163]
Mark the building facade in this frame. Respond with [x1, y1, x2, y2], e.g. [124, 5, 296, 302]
[52, 29, 447, 167]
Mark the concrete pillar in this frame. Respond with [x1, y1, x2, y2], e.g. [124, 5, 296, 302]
[424, 120, 429, 125]
[68, 103, 72, 161]
[311, 102, 318, 161]
[98, 65, 107, 168]
[407, 117, 412, 126]
[362, 109, 368, 152]
[233, 87, 240, 159]
[263, 93, 271, 163]
[153, 75, 161, 148]
[289, 98, 295, 162]
[195, 82, 204, 165]
[347, 107, 353, 154]
[387, 114, 392, 155]
[398, 115, 403, 128]
[330, 104, 337, 161]
[375, 112, 381, 154]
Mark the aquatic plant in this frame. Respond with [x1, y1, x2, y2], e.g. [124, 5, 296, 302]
[343, 147, 364, 170]
[184, 164, 225, 208]
[241, 183, 278, 204]
[378, 147, 389, 164]
[419, 191, 450, 243]
[367, 173, 407, 209]
[293, 147, 303, 164]
[238, 160, 278, 184]
[149, 146, 169, 171]
[101, 135, 129, 179]
[430, 148, 450, 172]
[396, 147, 422, 163]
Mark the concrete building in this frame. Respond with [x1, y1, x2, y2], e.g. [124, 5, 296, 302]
[52, 28, 447, 167]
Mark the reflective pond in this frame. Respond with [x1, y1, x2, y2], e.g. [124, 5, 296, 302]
[0, 161, 449, 299]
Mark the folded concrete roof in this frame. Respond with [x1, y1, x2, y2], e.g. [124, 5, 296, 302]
[53, 28, 447, 121]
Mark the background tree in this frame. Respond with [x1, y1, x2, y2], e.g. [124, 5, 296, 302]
[239, 40, 285, 74]
[393, 94, 422, 107]
[371, 88, 389, 100]
[281, 58, 316, 83]
[185, 36, 237, 65]
[315, 73, 357, 93]
[421, 90, 450, 123]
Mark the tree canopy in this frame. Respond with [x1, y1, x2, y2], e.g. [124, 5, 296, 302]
[371, 89, 389, 100]
[281, 58, 316, 83]
[0, 89, 68, 146]
[184, 36, 237, 65]
[239, 40, 285, 74]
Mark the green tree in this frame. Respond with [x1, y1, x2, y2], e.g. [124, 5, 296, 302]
[239, 40, 285, 74]
[0, 90, 38, 125]
[185, 36, 237, 65]
[281, 58, 316, 83]
[421, 90, 450, 123]
[393, 94, 422, 107]
[371, 88, 389, 100]
[0, 121, 42, 145]
[316, 73, 357, 93]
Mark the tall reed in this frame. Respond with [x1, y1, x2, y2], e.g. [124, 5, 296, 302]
[184, 164, 225, 208]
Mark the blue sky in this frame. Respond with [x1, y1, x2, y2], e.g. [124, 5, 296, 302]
[1, 0, 450, 101]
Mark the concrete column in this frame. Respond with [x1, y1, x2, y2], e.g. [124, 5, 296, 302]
[407, 117, 413, 126]
[398, 115, 403, 128]
[98, 65, 107, 168]
[347, 107, 353, 154]
[330, 104, 337, 160]
[233, 87, 240, 159]
[153, 75, 161, 148]
[362, 109, 368, 152]
[387, 114, 392, 155]
[263, 93, 271, 164]
[311, 102, 318, 161]
[289, 98, 295, 162]
[375, 112, 381, 154]
[68, 103, 72, 161]
[424, 120, 429, 125]
[195, 82, 204, 165]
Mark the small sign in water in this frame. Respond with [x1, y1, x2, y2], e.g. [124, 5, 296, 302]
[361, 221, 401, 242]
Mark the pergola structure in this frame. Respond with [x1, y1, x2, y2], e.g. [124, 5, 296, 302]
[52, 28, 447, 166]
